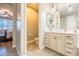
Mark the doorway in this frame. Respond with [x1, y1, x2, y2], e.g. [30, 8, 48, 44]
[27, 3, 39, 51]
[0, 4, 13, 48]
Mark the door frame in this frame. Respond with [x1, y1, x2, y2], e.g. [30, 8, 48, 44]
[19, 3, 45, 55]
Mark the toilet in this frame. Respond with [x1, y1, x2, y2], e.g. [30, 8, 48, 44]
[34, 37, 39, 47]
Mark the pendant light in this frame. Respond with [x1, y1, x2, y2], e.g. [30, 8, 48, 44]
[68, 4, 72, 11]
[56, 4, 59, 14]
[52, 4, 54, 12]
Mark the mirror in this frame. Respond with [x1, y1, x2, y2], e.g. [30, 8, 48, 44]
[60, 16, 66, 32]
[46, 12, 54, 31]
[59, 3, 79, 33]
[45, 3, 79, 33]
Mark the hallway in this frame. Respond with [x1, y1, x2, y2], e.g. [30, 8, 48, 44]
[0, 47, 18, 56]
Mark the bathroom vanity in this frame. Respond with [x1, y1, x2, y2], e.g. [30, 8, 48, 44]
[44, 32, 78, 56]
[43, 4, 79, 56]
[44, 12, 79, 56]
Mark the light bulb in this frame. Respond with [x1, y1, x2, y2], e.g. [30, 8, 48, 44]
[52, 8, 54, 12]
[56, 11, 59, 14]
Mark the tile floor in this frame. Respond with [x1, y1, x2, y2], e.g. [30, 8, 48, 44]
[27, 42, 62, 56]
[27, 42, 79, 56]
[27, 48, 62, 56]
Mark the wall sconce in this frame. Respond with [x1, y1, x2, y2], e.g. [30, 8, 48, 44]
[66, 3, 72, 11]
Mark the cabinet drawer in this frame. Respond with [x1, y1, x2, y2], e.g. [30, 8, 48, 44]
[65, 35, 76, 39]
[64, 39, 74, 48]
[65, 47, 74, 56]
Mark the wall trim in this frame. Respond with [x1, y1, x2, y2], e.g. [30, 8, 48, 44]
[16, 47, 21, 56]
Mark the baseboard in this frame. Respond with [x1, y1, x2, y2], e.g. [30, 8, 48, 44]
[38, 45, 45, 50]
[16, 47, 21, 56]
[20, 54, 27, 56]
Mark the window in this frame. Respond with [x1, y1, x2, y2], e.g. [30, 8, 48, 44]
[0, 18, 13, 30]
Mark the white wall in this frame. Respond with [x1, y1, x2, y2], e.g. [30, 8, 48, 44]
[16, 4, 21, 55]
[77, 8, 79, 48]
[16, 4, 27, 56]
[39, 3, 52, 49]
[12, 4, 17, 48]
[20, 3, 27, 56]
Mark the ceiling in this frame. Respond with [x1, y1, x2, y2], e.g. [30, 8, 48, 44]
[0, 4, 13, 19]
[55, 3, 79, 16]
[0, 3, 13, 12]
[0, 3, 20, 19]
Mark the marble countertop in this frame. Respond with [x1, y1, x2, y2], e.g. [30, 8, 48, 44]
[45, 31, 79, 35]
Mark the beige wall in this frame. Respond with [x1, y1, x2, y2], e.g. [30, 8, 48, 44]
[27, 7, 38, 40]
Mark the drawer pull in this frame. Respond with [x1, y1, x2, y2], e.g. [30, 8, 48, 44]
[66, 36, 71, 38]
[54, 38, 56, 39]
[66, 43, 72, 45]
[66, 51, 72, 54]
[53, 38, 57, 39]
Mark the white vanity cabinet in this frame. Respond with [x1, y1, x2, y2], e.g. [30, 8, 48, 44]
[49, 36, 57, 51]
[45, 33, 57, 50]
[44, 33, 64, 54]
[56, 35, 64, 54]
[64, 34, 77, 56]
[44, 32, 78, 56]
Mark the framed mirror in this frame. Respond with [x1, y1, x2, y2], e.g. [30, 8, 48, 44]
[46, 12, 54, 31]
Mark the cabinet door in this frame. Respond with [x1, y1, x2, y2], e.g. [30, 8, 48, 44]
[49, 37, 57, 51]
[57, 37, 64, 54]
